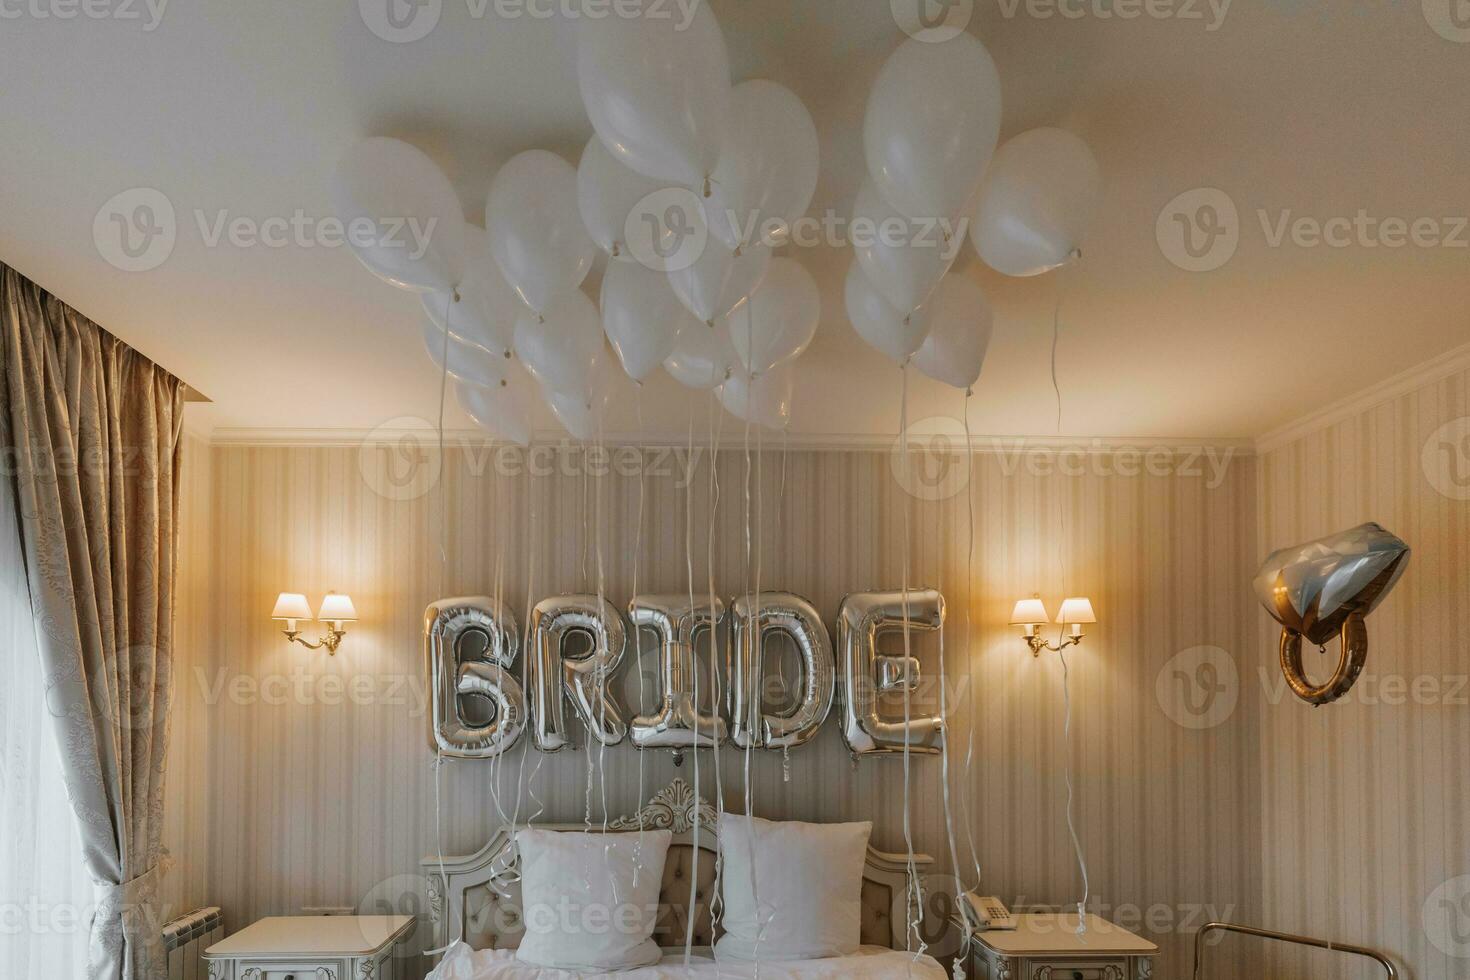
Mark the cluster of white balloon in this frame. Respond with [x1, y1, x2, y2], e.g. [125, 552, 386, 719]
[848, 33, 1103, 385]
[330, 7, 1103, 439]
[331, 3, 823, 441]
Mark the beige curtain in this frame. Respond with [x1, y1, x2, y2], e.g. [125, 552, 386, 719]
[0, 263, 184, 980]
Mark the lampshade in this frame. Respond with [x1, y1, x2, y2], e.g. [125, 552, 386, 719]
[317, 592, 358, 622]
[1055, 597, 1097, 625]
[271, 592, 311, 621]
[1009, 598, 1050, 626]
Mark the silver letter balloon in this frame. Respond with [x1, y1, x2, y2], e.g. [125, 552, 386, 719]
[837, 589, 946, 758]
[729, 592, 835, 750]
[527, 594, 629, 751]
[628, 594, 728, 764]
[425, 597, 527, 759]
[1253, 522, 1410, 706]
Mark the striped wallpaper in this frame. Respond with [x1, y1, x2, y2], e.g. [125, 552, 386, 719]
[163, 426, 1266, 976]
[1254, 363, 1470, 980]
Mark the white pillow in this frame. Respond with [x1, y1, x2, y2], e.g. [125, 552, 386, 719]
[715, 815, 873, 961]
[514, 828, 673, 971]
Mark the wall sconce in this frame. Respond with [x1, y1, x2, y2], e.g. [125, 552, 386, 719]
[271, 591, 357, 655]
[1010, 595, 1097, 657]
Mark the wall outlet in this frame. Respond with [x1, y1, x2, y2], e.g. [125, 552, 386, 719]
[301, 906, 356, 916]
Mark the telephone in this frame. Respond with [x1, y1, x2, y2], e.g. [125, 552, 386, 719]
[958, 892, 1017, 931]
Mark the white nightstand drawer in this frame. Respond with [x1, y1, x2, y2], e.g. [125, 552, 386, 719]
[236, 961, 348, 980]
[1028, 960, 1130, 980]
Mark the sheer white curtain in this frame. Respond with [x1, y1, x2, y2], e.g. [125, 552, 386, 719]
[0, 474, 94, 978]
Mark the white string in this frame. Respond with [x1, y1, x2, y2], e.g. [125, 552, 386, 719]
[898, 364, 927, 962]
[705, 396, 729, 955]
[682, 411, 701, 966]
[934, 418, 969, 980]
[959, 390, 984, 890]
[1052, 255, 1090, 936]
[631, 389, 648, 886]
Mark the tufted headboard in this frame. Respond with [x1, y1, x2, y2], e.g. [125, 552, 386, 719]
[422, 778, 931, 953]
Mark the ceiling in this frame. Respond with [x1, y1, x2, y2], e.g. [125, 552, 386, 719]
[2, 0, 1467, 443]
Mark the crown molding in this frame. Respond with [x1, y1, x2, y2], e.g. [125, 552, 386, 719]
[1255, 339, 1470, 454]
[205, 425, 1254, 455]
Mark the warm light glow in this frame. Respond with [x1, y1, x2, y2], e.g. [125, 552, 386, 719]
[317, 592, 358, 623]
[1009, 597, 1050, 626]
[1055, 597, 1098, 625]
[271, 593, 311, 621]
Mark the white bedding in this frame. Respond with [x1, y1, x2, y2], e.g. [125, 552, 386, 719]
[427, 941, 947, 979]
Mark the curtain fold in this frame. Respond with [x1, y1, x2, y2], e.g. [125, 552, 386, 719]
[0, 263, 185, 980]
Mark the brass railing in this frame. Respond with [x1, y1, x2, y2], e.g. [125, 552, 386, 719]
[1193, 921, 1397, 979]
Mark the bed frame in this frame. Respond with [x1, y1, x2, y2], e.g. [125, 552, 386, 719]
[421, 777, 931, 954]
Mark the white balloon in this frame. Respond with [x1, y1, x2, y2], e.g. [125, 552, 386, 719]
[664, 321, 740, 390]
[719, 361, 794, 430]
[970, 127, 1102, 277]
[863, 33, 1002, 222]
[727, 257, 820, 375]
[577, 136, 676, 262]
[911, 275, 994, 390]
[669, 238, 770, 325]
[851, 177, 958, 315]
[576, 2, 730, 187]
[843, 258, 932, 364]
[600, 260, 701, 381]
[423, 315, 512, 389]
[702, 80, 819, 251]
[331, 137, 467, 292]
[544, 346, 627, 441]
[421, 226, 519, 357]
[512, 290, 602, 396]
[486, 150, 596, 315]
[455, 374, 532, 447]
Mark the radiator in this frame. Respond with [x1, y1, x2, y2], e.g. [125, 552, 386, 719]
[162, 906, 223, 980]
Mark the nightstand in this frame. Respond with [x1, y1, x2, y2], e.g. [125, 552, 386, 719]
[202, 915, 413, 980]
[968, 913, 1158, 980]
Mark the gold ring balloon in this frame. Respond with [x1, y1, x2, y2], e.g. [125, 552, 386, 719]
[1253, 522, 1410, 706]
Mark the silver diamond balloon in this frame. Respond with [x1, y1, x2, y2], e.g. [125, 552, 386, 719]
[1253, 522, 1410, 646]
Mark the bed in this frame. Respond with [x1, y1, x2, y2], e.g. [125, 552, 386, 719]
[421, 778, 946, 978]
